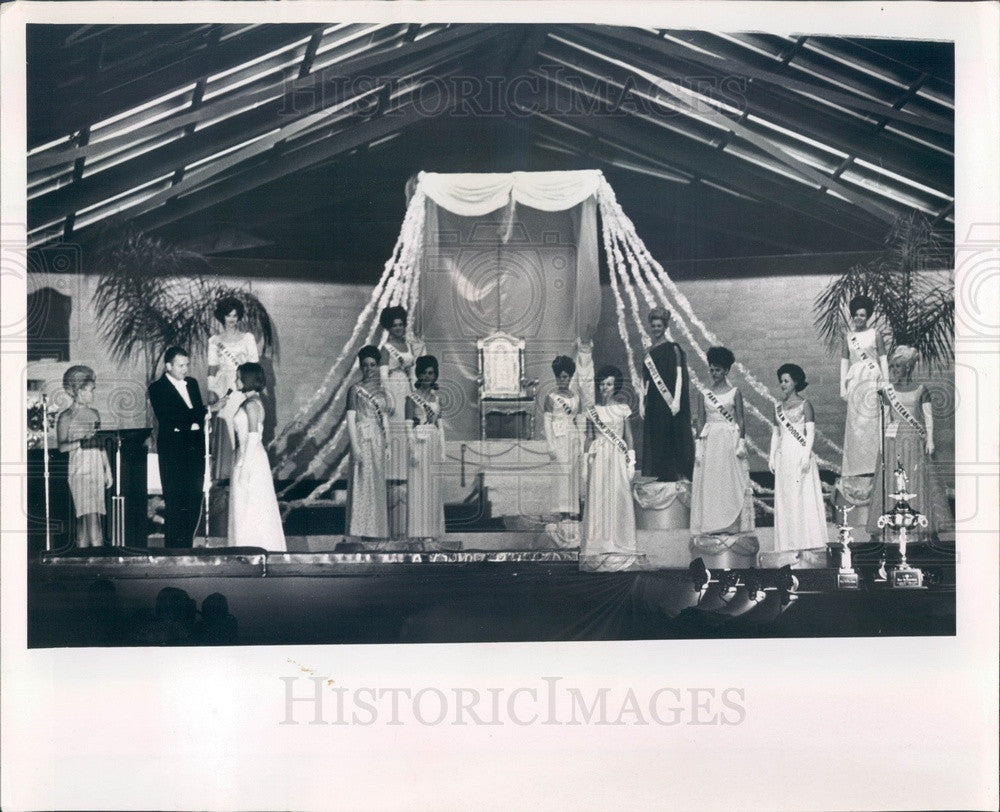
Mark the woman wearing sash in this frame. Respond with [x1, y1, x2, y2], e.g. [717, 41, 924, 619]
[346, 346, 389, 540]
[769, 364, 827, 555]
[866, 346, 952, 540]
[840, 295, 889, 477]
[406, 355, 446, 545]
[543, 355, 583, 520]
[206, 297, 259, 481]
[379, 305, 425, 538]
[580, 366, 644, 572]
[690, 347, 754, 536]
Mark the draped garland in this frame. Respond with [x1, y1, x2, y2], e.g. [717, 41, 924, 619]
[270, 172, 840, 518]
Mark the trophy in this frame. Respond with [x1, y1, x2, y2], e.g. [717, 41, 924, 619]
[833, 504, 860, 589]
[876, 459, 927, 588]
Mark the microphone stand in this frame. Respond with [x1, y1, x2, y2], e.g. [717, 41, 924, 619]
[203, 405, 212, 543]
[111, 431, 125, 546]
[42, 393, 51, 552]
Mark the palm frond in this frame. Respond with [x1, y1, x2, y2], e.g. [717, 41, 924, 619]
[813, 213, 954, 369]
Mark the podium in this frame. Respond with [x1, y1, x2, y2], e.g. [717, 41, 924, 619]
[96, 429, 150, 547]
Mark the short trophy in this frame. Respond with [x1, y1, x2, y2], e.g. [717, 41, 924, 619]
[876, 459, 927, 588]
[833, 504, 860, 589]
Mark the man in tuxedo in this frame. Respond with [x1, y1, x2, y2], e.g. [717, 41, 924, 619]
[148, 346, 206, 548]
[641, 308, 694, 482]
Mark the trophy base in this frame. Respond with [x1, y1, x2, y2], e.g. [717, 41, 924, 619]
[837, 570, 860, 589]
[889, 566, 924, 588]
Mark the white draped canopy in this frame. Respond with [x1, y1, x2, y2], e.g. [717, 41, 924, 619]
[418, 170, 603, 217]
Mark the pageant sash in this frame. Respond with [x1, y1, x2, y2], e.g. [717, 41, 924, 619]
[383, 341, 412, 372]
[356, 385, 387, 439]
[644, 353, 677, 415]
[552, 393, 576, 416]
[587, 405, 628, 455]
[848, 331, 882, 380]
[702, 387, 737, 425]
[775, 405, 807, 448]
[884, 385, 927, 440]
[408, 389, 438, 425]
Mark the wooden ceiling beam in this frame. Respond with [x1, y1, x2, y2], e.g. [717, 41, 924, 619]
[555, 26, 952, 193]
[530, 78, 887, 244]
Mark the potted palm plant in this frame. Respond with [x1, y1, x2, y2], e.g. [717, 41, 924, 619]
[814, 212, 954, 370]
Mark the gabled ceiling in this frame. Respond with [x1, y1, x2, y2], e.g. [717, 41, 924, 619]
[26, 24, 954, 280]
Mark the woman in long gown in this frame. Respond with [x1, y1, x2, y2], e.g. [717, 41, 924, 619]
[228, 362, 286, 551]
[769, 364, 827, 556]
[580, 366, 644, 572]
[206, 296, 259, 480]
[543, 355, 582, 520]
[866, 345, 953, 540]
[690, 347, 754, 536]
[840, 294, 889, 478]
[406, 355, 445, 545]
[345, 345, 389, 540]
[379, 305, 425, 539]
[57, 365, 113, 547]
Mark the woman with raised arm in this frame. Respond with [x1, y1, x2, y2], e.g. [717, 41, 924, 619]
[345, 346, 389, 541]
[206, 296, 259, 480]
[770, 364, 828, 555]
[580, 365, 644, 572]
[379, 305, 424, 538]
[840, 295, 889, 478]
[866, 346, 953, 540]
[543, 355, 583, 520]
[228, 362, 285, 551]
[406, 355, 445, 547]
[690, 347, 753, 537]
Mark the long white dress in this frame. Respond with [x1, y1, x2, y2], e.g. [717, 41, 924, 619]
[346, 386, 389, 539]
[406, 393, 445, 539]
[547, 392, 583, 515]
[690, 387, 754, 536]
[381, 340, 422, 481]
[229, 401, 286, 551]
[580, 402, 642, 572]
[773, 402, 827, 552]
[207, 332, 259, 478]
[842, 327, 882, 476]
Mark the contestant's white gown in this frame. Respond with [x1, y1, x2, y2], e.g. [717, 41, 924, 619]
[548, 393, 583, 515]
[580, 403, 642, 572]
[773, 402, 827, 552]
[406, 394, 446, 539]
[346, 387, 389, 539]
[229, 404, 286, 551]
[690, 387, 754, 536]
[842, 327, 881, 476]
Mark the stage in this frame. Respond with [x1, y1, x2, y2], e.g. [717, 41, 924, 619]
[29, 534, 956, 647]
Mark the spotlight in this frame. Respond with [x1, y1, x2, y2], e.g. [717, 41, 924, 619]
[688, 557, 712, 594]
[777, 564, 799, 605]
[718, 569, 739, 602]
[743, 568, 765, 602]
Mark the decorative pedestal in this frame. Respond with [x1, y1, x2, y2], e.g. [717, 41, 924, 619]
[689, 533, 760, 569]
[632, 480, 690, 531]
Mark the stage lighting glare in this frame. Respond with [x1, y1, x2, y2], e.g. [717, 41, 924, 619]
[743, 569, 765, 602]
[719, 569, 739, 602]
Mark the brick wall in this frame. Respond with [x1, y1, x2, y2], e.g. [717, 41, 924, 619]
[27, 269, 954, 482]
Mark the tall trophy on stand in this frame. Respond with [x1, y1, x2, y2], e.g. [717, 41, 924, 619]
[876, 459, 928, 588]
[832, 504, 860, 589]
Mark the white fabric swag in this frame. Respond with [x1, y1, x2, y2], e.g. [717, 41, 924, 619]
[418, 170, 603, 217]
